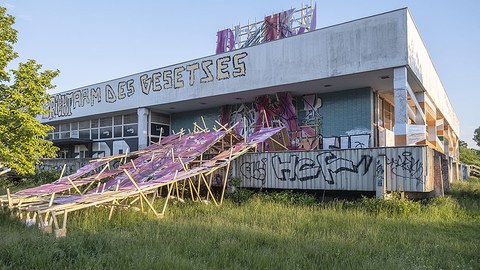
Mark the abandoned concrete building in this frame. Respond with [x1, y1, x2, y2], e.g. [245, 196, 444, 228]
[40, 7, 460, 195]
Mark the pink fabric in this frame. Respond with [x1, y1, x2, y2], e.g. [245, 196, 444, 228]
[264, 13, 279, 42]
[216, 29, 235, 54]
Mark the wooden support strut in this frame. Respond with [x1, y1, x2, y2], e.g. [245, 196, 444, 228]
[193, 122, 207, 133]
[160, 183, 174, 216]
[66, 176, 83, 195]
[243, 116, 247, 143]
[268, 137, 289, 150]
[82, 163, 111, 194]
[220, 148, 234, 205]
[200, 173, 218, 206]
[6, 188, 12, 208]
[201, 116, 208, 131]
[59, 164, 66, 180]
[123, 169, 161, 218]
[108, 180, 121, 220]
[131, 160, 138, 171]
[178, 159, 201, 202]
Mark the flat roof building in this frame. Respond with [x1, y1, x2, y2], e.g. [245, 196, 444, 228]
[40, 7, 460, 194]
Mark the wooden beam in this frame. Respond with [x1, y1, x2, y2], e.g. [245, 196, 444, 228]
[123, 169, 161, 217]
[66, 177, 82, 195]
[200, 173, 218, 206]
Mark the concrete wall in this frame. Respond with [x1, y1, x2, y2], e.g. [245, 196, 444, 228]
[171, 107, 220, 133]
[406, 10, 459, 136]
[38, 158, 92, 175]
[170, 87, 373, 139]
[233, 146, 434, 193]
[42, 9, 408, 123]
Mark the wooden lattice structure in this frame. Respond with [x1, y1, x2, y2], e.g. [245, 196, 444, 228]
[0, 124, 285, 237]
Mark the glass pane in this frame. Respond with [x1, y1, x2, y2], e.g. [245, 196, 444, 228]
[60, 123, 69, 132]
[151, 123, 169, 136]
[91, 128, 98, 139]
[79, 120, 90, 129]
[100, 117, 112, 127]
[114, 115, 123, 125]
[123, 114, 137, 124]
[91, 119, 99, 128]
[151, 112, 169, 124]
[60, 132, 70, 139]
[53, 133, 60, 140]
[71, 122, 79, 130]
[123, 124, 137, 137]
[114, 126, 123, 138]
[79, 130, 90, 139]
[100, 127, 112, 139]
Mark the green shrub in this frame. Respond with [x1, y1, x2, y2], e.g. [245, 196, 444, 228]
[346, 196, 422, 217]
[225, 188, 255, 205]
[21, 169, 60, 185]
[0, 176, 14, 191]
[260, 190, 317, 206]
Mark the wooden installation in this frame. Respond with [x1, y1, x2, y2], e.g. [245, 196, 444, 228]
[0, 125, 285, 237]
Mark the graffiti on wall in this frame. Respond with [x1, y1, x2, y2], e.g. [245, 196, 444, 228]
[301, 94, 322, 126]
[270, 152, 373, 184]
[223, 93, 323, 151]
[37, 160, 90, 175]
[239, 158, 267, 185]
[45, 52, 248, 119]
[240, 151, 373, 185]
[240, 150, 424, 186]
[375, 159, 385, 187]
[229, 103, 256, 137]
[387, 151, 424, 185]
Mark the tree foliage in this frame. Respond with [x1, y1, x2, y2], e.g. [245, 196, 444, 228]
[459, 145, 480, 167]
[473, 127, 480, 148]
[0, 6, 58, 174]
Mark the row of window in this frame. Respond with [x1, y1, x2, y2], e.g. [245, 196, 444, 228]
[48, 113, 170, 141]
[53, 114, 138, 132]
[49, 114, 139, 140]
[48, 124, 139, 140]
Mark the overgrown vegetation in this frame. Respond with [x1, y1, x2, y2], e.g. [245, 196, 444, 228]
[1, 177, 479, 269]
[460, 144, 480, 166]
[0, 169, 59, 192]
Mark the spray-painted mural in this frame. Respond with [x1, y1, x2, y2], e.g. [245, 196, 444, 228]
[219, 91, 370, 151]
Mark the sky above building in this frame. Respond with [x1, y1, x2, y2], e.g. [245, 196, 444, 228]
[2, 0, 479, 148]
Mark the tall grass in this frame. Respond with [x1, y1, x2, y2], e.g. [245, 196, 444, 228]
[1, 178, 479, 269]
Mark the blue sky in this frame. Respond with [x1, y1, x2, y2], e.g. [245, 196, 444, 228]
[2, 1, 480, 147]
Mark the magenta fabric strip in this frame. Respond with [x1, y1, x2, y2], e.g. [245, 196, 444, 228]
[216, 29, 235, 54]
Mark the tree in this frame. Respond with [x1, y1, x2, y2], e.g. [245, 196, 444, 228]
[474, 127, 480, 148]
[459, 144, 480, 166]
[0, 6, 59, 175]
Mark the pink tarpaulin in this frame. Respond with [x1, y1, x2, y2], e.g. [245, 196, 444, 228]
[144, 127, 284, 185]
[216, 29, 235, 54]
[14, 160, 109, 196]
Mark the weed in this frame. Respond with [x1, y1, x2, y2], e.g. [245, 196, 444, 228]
[0, 178, 479, 269]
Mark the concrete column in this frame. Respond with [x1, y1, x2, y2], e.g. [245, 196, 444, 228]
[375, 156, 387, 198]
[393, 67, 408, 145]
[137, 108, 149, 150]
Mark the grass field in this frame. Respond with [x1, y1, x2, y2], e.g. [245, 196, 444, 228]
[1, 178, 479, 269]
